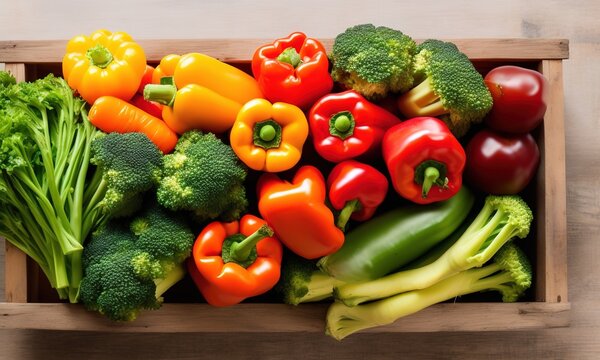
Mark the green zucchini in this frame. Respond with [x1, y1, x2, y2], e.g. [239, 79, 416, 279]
[318, 186, 475, 283]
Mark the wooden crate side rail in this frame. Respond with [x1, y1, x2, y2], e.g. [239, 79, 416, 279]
[535, 60, 568, 303]
[0, 38, 569, 63]
[2, 63, 28, 303]
[0, 302, 570, 333]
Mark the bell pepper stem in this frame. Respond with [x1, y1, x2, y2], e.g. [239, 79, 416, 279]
[421, 167, 441, 198]
[86, 45, 114, 69]
[230, 224, 274, 263]
[329, 111, 355, 140]
[253, 119, 283, 149]
[336, 199, 361, 230]
[277, 47, 302, 68]
[144, 83, 177, 107]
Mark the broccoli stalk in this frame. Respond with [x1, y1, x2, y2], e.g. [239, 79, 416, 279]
[326, 242, 532, 340]
[334, 195, 533, 307]
[330, 24, 417, 100]
[396, 39, 493, 137]
[0, 73, 105, 302]
[275, 253, 345, 305]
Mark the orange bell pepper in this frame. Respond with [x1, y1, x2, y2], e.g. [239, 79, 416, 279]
[188, 215, 283, 307]
[62, 29, 146, 104]
[230, 98, 308, 172]
[257, 166, 345, 259]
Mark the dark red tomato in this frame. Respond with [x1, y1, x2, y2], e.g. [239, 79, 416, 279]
[465, 129, 540, 195]
[484, 65, 548, 134]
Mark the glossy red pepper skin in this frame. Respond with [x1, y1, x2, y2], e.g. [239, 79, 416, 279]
[257, 166, 345, 259]
[188, 215, 283, 307]
[252, 32, 333, 110]
[309, 90, 401, 163]
[129, 94, 163, 119]
[382, 117, 466, 204]
[327, 160, 389, 224]
[464, 129, 540, 194]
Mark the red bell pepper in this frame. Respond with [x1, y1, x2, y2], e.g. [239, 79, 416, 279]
[252, 32, 333, 110]
[188, 214, 283, 307]
[382, 117, 466, 204]
[309, 90, 401, 163]
[129, 94, 163, 119]
[257, 166, 345, 259]
[327, 160, 389, 230]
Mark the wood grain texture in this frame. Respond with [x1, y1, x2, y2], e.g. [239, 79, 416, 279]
[535, 60, 568, 304]
[1, 0, 600, 359]
[0, 302, 570, 333]
[0, 38, 569, 63]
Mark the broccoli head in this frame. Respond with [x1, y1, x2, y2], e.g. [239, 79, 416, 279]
[273, 252, 345, 306]
[89, 132, 163, 218]
[397, 39, 493, 137]
[330, 24, 417, 100]
[79, 200, 195, 321]
[157, 130, 248, 222]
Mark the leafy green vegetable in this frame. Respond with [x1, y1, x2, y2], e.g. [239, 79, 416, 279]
[0, 72, 105, 302]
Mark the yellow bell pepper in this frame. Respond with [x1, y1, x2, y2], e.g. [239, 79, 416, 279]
[230, 98, 309, 172]
[151, 54, 181, 84]
[62, 29, 146, 104]
[144, 77, 242, 134]
[150, 53, 263, 104]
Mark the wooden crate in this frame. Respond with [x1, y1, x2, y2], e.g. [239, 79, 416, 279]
[0, 38, 570, 332]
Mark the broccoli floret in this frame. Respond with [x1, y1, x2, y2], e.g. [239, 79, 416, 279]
[326, 242, 532, 340]
[397, 39, 493, 137]
[89, 132, 163, 218]
[330, 24, 417, 100]
[274, 253, 345, 305]
[157, 130, 248, 222]
[334, 195, 533, 306]
[79, 200, 194, 321]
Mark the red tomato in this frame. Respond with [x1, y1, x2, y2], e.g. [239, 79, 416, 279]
[484, 65, 548, 134]
[465, 129, 540, 195]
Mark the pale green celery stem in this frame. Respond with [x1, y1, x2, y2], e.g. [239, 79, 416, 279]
[326, 265, 502, 341]
[69, 118, 95, 242]
[67, 250, 83, 303]
[37, 110, 80, 253]
[303, 272, 345, 303]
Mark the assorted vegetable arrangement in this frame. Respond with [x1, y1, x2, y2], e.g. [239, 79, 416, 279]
[0, 24, 550, 340]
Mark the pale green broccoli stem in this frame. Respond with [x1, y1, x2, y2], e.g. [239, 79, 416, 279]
[334, 202, 516, 306]
[296, 271, 346, 305]
[397, 77, 447, 118]
[155, 263, 186, 299]
[326, 264, 505, 341]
